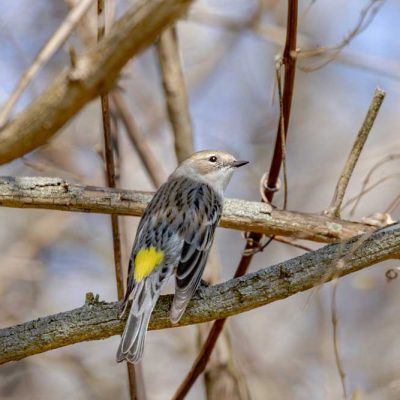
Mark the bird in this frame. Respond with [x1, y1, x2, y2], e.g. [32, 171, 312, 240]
[116, 150, 249, 364]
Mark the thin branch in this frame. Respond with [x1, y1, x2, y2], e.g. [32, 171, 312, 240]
[0, 176, 375, 243]
[189, 8, 400, 82]
[64, 0, 165, 194]
[0, 0, 194, 165]
[294, 0, 385, 72]
[342, 173, 400, 211]
[173, 319, 226, 400]
[157, 26, 193, 163]
[97, 0, 124, 301]
[110, 91, 165, 188]
[326, 88, 385, 400]
[326, 88, 385, 218]
[0, 0, 96, 127]
[172, 1, 299, 398]
[97, 2, 139, 398]
[331, 278, 348, 399]
[200, 250, 250, 400]
[275, 62, 289, 209]
[385, 193, 400, 214]
[274, 235, 313, 252]
[262, 3, 298, 204]
[349, 153, 400, 215]
[1, 222, 399, 365]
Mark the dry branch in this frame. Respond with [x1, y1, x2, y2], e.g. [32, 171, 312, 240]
[97, 0, 124, 301]
[157, 26, 194, 163]
[190, 9, 400, 81]
[0, 0, 194, 165]
[0, 0, 96, 127]
[97, 2, 139, 397]
[0, 176, 373, 243]
[1, 222, 399, 365]
[326, 88, 385, 217]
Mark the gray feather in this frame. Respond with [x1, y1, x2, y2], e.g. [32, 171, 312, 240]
[117, 272, 171, 364]
[170, 181, 222, 324]
[118, 176, 223, 363]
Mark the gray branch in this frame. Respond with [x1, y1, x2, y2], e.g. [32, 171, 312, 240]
[1, 222, 399, 364]
[0, 176, 373, 243]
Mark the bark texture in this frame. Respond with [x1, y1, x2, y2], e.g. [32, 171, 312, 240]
[0, 176, 373, 243]
[1, 222, 399, 364]
[0, 0, 193, 164]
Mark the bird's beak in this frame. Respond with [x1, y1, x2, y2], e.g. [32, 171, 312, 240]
[232, 160, 249, 168]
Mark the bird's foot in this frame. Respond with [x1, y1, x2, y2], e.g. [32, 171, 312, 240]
[197, 279, 211, 299]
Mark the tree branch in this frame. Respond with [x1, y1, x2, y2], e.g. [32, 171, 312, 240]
[0, 0, 194, 165]
[0, 0, 96, 127]
[0, 176, 374, 243]
[326, 88, 385, 217]
[1, 222, 399, 365]
[97, 2, 139, 397]
[157, 26, 194, 163]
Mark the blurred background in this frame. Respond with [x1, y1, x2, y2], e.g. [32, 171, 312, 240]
[1, 0, 400, 399]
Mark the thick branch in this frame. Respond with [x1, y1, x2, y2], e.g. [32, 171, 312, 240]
[0, 0, 95, 127]
[0, 176, 373, 243]
[1, 223, 399, 364]
[0, 0, 193, 165]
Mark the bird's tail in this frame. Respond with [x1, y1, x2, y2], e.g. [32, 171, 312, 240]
[116, 280, 159, 364]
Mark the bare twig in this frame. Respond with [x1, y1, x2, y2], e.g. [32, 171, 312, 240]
[326, 88, 385, 218]
[293, 96, 386, 382]
[266, 1, 298, 200]
[349, 153, 400, 215]
[274, 235, 313, 252]
[0, 0, 195, 165]
[2, 222, 399, 365]
[97, 2, 140, 398]
[343, 173, 400, 211]
[157, 26, 193, 163]
[331, 277, 348, 399]
[190, 7, 400, 82]
[385, 194, 400, 214]
[97, 0, 124, 301]
[275, 62, 289, 209]
[172, 1, 299, 398]
[294, 0, 385, 72]
[200, 250, 250, 400]
[64, 0, 164, 194]
[0, 0, 96, 127]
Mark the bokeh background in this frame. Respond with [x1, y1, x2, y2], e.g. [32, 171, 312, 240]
[1, 0, 400, 399]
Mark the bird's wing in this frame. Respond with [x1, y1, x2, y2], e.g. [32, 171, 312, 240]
[122, 180, 177, 308]
[171, 183, 223, 323]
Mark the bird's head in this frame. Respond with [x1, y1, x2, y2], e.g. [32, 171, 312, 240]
[173, 150, 249, 193]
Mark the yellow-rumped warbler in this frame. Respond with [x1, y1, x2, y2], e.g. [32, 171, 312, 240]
[116, 150, 248, 363]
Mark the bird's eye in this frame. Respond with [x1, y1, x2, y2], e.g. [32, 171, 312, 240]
[209, 156, 217, 163]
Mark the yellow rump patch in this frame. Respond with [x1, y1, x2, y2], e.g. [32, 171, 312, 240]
[134, 247, 165, 282]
